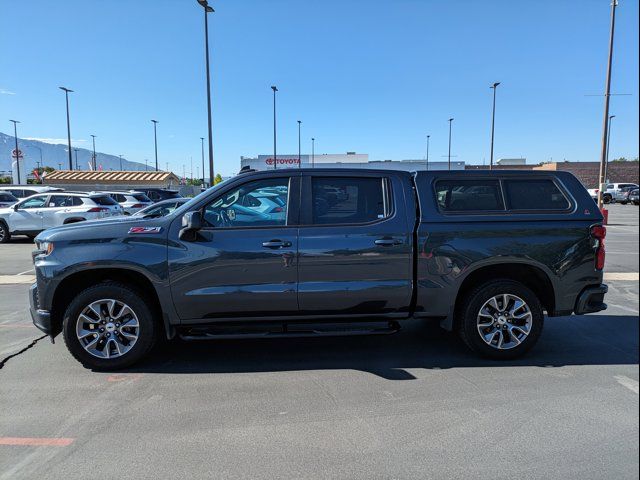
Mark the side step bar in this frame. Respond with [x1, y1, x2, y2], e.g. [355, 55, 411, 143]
[178, 321, 401, 341]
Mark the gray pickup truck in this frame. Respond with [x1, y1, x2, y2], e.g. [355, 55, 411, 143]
[30, 169, 607, 370]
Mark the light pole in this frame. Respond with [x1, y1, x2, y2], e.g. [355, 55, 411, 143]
[90, 135, 97, 171]
[297, 120, 302, 168]
[74, 148, 79, 170]
[426, 134, 430, 171]
[145, 159, 149, 172]
[32, 145, 43, 171]
[119, 154, 124, 171]
[9, 120, 21, 183]
[271, 86, 278, 170]
[200, 137, 205, 185]
[196, 0, 215, 186]
[448, 118, 454, 171]
[151, 120, 159, 171]
[604, 115, 616, 182]
[311, 137, 315, 168]
[597, 0, 618, 210]
[59, 87, 74, 170]
[489, 82, 500, 170]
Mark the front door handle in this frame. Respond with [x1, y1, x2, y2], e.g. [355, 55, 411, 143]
[262, 240, 292, 249]
[375, 238, 402, 246]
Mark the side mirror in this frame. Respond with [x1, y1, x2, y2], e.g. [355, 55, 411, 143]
[179, 211, 203, 241]
[13, 204, 20, 211]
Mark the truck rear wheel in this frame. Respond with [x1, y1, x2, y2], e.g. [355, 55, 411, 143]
[457, 279, 544, 359]
[62, 282, 157, 370]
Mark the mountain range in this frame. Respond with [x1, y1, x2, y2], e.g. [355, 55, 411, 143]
[0, 131, 148, 174]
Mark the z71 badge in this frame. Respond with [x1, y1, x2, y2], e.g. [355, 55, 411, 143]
[128, 226, 162, 234]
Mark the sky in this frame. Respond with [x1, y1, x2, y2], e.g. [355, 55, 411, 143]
[1, 0, 638, 177]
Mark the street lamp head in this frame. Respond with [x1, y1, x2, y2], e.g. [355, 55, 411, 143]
[491, 82, 501, 88]
[59, 86, 73, 93]
[9, 119, 20, 124]
[298, 120, 301, 124]
[91, 134, 97, 138]
[449, 118, 454, 122]
[151, 119, 158, 124]
[609, 115, 616, 119]
[271, 86, 278, 92]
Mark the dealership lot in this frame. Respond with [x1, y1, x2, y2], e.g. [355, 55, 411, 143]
[0, 205, 638, 479]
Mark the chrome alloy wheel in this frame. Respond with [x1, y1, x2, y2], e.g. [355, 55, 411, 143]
[476, 294, 532, 350]
[76, 299, 139, 359]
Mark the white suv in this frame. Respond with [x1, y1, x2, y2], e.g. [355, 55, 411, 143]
[0, 192, 123, 243]
[95, 191, 153, 215]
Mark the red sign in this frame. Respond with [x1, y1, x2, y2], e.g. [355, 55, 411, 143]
[265, 158, 300, 166]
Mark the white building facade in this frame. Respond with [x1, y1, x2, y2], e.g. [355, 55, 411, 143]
[240, 153, 465, 172]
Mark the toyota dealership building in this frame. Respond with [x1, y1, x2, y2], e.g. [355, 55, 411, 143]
[240, 152, 465, 172]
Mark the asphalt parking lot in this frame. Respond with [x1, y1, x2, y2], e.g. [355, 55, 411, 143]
[0, 205, 638, 480]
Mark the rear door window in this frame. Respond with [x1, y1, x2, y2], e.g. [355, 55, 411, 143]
[133, 194, 152, 202]
[311, 177, 387, 225]
[48, 195, 75, 207]
[435, 180, 505, 212]
[503, 179, 570, 211]
[92, 196, 118, 206]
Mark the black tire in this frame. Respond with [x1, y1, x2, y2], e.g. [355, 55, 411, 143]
[603, 194, 612, 204]
[0, 222, 10, 244]
[62, 282, 158, 370]
[457, 279, 544, 360]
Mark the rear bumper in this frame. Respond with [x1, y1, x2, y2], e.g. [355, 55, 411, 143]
[29, 283, 53, 336]
[574, 284, 608, 315]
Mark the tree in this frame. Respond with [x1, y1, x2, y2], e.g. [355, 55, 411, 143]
[214, 173, 223, 185]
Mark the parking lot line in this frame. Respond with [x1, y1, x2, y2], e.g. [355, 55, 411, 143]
[0, 437, 74, 447]
[17, 269, 35, 276]
[0, 275, 36, 285]
[614, 375, 639, 395]
[604, 272, 640, 281]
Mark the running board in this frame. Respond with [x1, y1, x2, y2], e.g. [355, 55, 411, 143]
[178, 321, 401, 341]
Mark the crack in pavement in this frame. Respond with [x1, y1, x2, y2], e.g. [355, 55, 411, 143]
[0, 335, 47, 370]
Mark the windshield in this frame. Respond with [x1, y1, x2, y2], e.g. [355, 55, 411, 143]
[166, 179, 232, 218]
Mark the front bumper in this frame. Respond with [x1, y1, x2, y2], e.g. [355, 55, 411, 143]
[574, 284, 608, 315]
[29, 282, 53, 336]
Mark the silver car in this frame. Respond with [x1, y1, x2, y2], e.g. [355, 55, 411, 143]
[0, 192, 123, 243]
[95, 191, 153, 215]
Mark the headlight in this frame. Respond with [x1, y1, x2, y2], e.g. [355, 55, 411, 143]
[36, 241, 54, 256]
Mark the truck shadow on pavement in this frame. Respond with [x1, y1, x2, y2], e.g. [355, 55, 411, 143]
[129, 314, 639, 380]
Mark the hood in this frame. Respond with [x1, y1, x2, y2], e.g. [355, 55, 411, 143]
[35, 215, 172, 243]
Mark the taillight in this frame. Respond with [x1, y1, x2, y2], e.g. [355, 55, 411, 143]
[87, 207, 109, 213]
[272, 207, 283, 213]
[591, 225, 606, 270]
[132, 203, 145, 208]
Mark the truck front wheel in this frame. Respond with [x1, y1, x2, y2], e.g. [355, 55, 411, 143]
[457, 280, 544, 359]
[62, 282, 157, 370]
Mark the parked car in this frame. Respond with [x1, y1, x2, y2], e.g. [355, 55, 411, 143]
[617, 186, 638, 205]
[137, 188, 182, 203]
[628, 188, 639, 206]
[132, 198, 190, 217]
[94, 191, 153, 215]
[0, 192, 122, 243]
[589, 183, 639, 204]
[0, 192, 19, 208]
[30, 169, 607, 370]
[0, 185, 64, 199]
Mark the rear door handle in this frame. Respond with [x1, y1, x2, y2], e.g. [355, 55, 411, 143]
[375, 238, 402, 246]
[262, 240, 292, 249]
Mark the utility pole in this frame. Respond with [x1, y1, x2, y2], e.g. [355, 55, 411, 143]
[90, 135, 97, 171]
[9, 120, 21, 183]
[311, 138, 315, 168]
[119, 154, 124, 171]
[74, 148, 79, 170]
[597, 0, 618, 210]
[297, 120, 302, 168]
[151, 120, 159, 171]
[604, 115, 616, 182]
[426, 134, 430, 171]
[448, 118, 454, 171]
[271, 86, 278, 170]
[489, 82, 500, 170]
[200, 137, 206, 186]
[59, 87, 74, 170]
[196, 0, 215, 187]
